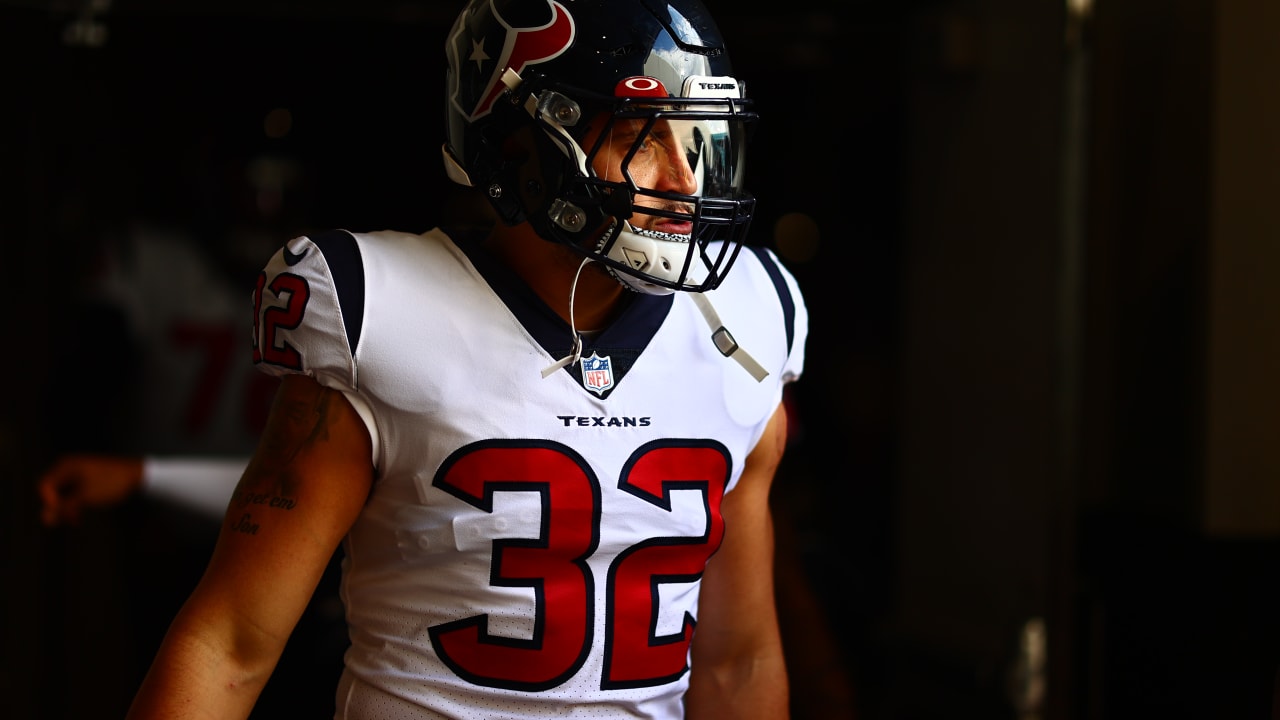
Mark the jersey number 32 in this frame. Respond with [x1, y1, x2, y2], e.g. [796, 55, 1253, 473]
[430, 440, 729, 693]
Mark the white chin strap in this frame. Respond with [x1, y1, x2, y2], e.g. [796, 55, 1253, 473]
[604, 221, 768, 382]
[689, 291, 769, 382]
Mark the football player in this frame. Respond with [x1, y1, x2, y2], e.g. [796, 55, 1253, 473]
[127, 0, 807, 718]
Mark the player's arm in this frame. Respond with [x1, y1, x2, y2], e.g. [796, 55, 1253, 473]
[685, 401, 791, 719]
[127, 374, 373, 720]
[38, 455, 248, 526]
[37, 455, 145, 527]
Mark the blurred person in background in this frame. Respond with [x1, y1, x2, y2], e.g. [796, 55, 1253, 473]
[37, 132, 347, 718]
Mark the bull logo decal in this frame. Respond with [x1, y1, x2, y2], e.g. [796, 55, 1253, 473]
[448, 0, 576, 121]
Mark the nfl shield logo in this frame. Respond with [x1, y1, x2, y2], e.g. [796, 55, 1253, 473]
[579, 351, 614, 395]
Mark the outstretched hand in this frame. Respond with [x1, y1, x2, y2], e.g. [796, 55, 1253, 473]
[38, 455, 145, 527]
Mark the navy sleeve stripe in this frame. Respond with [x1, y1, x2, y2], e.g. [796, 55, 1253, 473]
[310, 229, 366, 358]
[747, 245, 797, 356]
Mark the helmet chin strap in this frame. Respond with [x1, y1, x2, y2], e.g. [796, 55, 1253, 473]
[688, 291, 769, 382]
[604, 220, 768, 382]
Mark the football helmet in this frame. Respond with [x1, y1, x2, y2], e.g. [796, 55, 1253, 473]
[443, 0, 758, 294]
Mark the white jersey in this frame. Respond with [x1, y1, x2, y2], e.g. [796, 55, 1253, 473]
[252, 228, 807, 719]
[97, 225, 274, 456]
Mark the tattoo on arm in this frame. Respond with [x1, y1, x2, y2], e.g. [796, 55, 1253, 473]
[229, 381, 340, 534]
[230, 513, 262, 535]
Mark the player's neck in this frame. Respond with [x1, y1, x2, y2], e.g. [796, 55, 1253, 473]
[485, 225, 627, 331]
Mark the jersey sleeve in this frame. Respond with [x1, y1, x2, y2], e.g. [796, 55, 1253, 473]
[251, 230, 384, 466]
[251, 230, 365, 393]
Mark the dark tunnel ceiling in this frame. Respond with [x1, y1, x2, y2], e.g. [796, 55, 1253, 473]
[3, 0, 869, 21]
[5, 0, 456, 23]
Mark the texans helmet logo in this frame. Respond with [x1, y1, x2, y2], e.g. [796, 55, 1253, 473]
[448, 0, 576, 121]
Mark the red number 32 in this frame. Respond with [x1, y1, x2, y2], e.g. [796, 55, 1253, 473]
[429, 440, 729, 692]
[252, 267, 730, 692]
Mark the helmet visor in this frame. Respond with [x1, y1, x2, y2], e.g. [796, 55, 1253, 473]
[584, 100, 751, 204]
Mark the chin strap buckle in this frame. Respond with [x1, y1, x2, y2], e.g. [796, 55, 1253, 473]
[711, 326, 738, 355]
[691, 293, 769, 382]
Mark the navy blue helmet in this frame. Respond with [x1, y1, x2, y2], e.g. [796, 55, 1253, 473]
[442, 0, 758, 293]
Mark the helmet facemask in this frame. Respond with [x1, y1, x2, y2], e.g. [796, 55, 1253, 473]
[499, 71, 757, 295]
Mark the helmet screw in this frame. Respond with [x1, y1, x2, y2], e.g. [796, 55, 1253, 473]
[559, 208, 584, 231]
[548, 199, 587, 232]
[554, 104, 578, 125]
[537, 91, 582, 127]
[488, 183, 503, 199]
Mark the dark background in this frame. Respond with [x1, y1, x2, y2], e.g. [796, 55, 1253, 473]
[3, 0, 1278, 718]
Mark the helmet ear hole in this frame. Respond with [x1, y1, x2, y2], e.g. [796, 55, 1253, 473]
[486, 179, 525, 226]
[483, 125, 540, 227]
[506, 133, 538, 193]
[510, 125, 572, 227]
